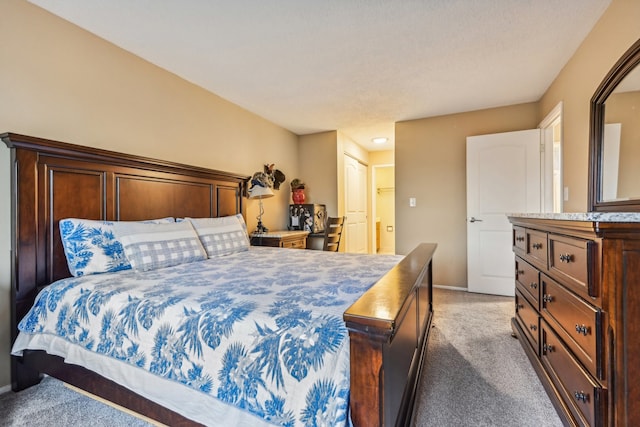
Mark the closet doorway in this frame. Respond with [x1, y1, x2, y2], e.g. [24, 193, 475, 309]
[372, 165, 395, 254]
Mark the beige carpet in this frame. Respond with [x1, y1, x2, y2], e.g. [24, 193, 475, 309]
[412, 288, 563, 426]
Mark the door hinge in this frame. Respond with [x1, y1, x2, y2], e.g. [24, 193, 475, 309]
[540, 141, 545, 153]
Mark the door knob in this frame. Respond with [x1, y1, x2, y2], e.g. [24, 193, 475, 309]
[469, 217, 483, 223]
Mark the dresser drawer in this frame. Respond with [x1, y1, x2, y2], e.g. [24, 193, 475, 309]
[541, 320, 606, 427]
[526, 229, 548, 268]
[549, 234, 597, 299]
[541, 274, 602, 379]
[516, 257, 539, 307]
[515, 289, 539, 354]
[513, 226, 526, 252]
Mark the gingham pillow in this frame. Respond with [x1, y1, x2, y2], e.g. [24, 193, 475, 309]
[114, 221, 207, 272]
[186, 214, 250, 258]
[59, 217, 175, 277]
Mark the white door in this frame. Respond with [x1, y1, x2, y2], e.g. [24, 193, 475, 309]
[344, 154, 368, 253]
[467, 129, 541, 296]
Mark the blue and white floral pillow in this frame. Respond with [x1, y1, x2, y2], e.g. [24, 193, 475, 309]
[59, 217, 174, 277]
[186, 214, 250, 258]
[114, 220, 207, 272]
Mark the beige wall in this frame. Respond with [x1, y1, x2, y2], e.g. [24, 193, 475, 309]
[395, 103, 540, 287]
[298, 131, 339, 216]
[0, 0, 298, 389]
[539, 0, 640, 211]
[369, 150, 394, 166]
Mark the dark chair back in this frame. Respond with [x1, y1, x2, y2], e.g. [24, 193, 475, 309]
[323, 216, 346, 252]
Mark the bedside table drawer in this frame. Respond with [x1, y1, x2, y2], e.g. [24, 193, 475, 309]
[282, 236, 307, 249]
[250, 230, 309, 249]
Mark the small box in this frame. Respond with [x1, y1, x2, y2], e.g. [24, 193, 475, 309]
[289, 204, 326, 233]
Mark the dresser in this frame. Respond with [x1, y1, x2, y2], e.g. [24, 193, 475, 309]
[250, 230, 309, 249]
[508, 213, 640, 427]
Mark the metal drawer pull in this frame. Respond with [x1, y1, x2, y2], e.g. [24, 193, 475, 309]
[559, 253, 573, 263]
[516, 269, 524, 276]
[574, 391, 589, 403]
[543, 294, 553, 303]
[529, 282, 537, 289]
[516, 236, 525, 242]
[529, 324, 537, 331]
[575, 324, 590, 336]
[516, 303, 524, 310]
[543, 343, 554, 353]
[532, 243, 543, 250]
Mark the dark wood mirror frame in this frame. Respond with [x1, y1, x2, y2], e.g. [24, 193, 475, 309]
[589, 37, 640, 211]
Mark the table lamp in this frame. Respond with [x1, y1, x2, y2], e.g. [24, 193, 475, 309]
[249, 185, 274, 233]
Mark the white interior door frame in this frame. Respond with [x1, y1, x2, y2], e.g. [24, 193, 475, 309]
[539, 101, 563, 213]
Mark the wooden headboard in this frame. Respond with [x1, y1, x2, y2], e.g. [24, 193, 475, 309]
[2, 132, 249, 353]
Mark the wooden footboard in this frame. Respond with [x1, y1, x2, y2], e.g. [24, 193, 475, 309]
[345, 243, 436, 427]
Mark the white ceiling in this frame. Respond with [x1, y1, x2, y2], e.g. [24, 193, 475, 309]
[29, 0, 611, 151]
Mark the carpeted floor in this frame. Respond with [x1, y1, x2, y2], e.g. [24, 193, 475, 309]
[0, 377, 151, 426]
[0, 288, 562, 426]
[412, 288, 563, 426]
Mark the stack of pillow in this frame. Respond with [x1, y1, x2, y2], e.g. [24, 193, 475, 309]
[59, 214, 251, 276]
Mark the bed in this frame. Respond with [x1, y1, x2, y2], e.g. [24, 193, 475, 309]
[2, 132, 436, 427]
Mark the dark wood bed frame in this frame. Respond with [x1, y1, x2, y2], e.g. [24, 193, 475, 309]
[3, 132, 435, 427]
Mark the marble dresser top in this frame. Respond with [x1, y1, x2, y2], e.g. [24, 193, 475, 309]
[508, 212, 640, 222]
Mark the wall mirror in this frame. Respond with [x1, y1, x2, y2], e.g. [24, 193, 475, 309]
[589, 38, 640, 211]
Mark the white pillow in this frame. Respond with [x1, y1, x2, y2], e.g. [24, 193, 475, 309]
[114, 221, 207, 272]
[186, 214, 250, 258]
[59, 217, 174, 277]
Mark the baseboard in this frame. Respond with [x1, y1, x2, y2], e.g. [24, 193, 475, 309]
[0, 383, 11, 395]
[433, 284, 468, 292]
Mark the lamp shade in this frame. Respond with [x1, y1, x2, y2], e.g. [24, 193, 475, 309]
[249, 185, 274, 199]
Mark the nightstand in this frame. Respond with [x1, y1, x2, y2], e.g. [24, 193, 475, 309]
[250, 230, 309, 249]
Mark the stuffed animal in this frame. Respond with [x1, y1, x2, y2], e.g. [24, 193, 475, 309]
[252, 164, 285, 190]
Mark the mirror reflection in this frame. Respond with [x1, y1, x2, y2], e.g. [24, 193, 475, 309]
[602, 66, 640, 201]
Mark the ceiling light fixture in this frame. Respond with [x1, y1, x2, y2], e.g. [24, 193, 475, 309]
[372, 137, 388, 144]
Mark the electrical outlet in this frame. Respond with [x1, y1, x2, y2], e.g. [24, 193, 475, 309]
[409, 197, 416, 207]
[564, 187, 569, 202]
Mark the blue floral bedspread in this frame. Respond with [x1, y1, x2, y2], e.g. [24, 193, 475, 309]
[17, 247, 402, 426]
